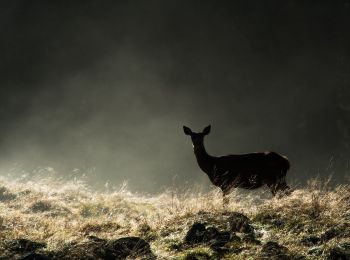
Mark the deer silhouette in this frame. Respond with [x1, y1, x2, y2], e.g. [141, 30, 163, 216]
[183, 125, 291, 203]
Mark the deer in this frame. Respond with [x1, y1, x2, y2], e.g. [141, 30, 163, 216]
[183, 125, 291, 204]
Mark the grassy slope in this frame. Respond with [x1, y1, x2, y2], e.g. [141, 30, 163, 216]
[0, 174, 349, 259]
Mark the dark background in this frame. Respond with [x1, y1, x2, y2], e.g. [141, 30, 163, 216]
[0, 1, 349, 192]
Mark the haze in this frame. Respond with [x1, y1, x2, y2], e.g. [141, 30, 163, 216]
[0, 1, 349, 191]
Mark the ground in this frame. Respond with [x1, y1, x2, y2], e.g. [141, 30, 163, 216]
[0, 172, 349, 259]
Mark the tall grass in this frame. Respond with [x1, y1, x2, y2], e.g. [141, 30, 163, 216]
[0, 172, 349, 259]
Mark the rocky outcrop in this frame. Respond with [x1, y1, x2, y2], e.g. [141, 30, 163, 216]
[184, 222, 232, 248]
[6, 239, 46, 253]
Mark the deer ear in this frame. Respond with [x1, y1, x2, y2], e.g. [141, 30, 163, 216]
[183, 126, 193, 135]
[202, 125, 211, 135]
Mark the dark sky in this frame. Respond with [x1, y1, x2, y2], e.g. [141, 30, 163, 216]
[0, 1, 350, 191]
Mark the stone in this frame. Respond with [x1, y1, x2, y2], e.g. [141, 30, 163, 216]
[7, 239, 46, 253]
[326, 243, 350, 260]
[184, 223, 207, 245]
[51, 236, 155, 259]
[184, 251, 212, 260]
[0, 187, 16, 202]
[105, 236, 155, 259]
[184, 223, 231, 248]
[260, 241, 290, 260]
[87, 235, 106, 243]
[227, 212, 253, 233]
[30, 201, 52, 213]
[300, 235, 321, 246]
[321, 227, 340, 241]
[20, 253, 51, 260]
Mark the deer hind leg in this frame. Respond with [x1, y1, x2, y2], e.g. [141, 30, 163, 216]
[222, 188, 230, 206]
[267, 184, 277, 196]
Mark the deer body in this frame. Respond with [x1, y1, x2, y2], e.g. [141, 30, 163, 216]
[184, 125, 290, 199]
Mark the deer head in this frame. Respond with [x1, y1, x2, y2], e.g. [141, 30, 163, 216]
[183, 125, 211, 147]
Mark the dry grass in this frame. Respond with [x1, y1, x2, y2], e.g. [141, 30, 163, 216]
[0, 172, 349, 259]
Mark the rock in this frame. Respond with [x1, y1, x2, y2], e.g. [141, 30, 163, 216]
[184, 251, 212, 260]
[270, 218, 285, 228]
[53, 238, 105, 259]
[20, 253, 51, 260]
[326, 243, 350, 260]
[219, 231, 231, 245]
[184, 223, 231, 248]
[203, 227, 230, 248]
[27, 201, 70, 217]
[291, 256, 307, 260]
[229, 233, 241, 244]
[260, 241, 290, 260]
[51, 236, 155, 259]
[6, 239, 46, 253]
[321, 227, 340, 241]
[0, 186, 16, 202]
[254, 212, 281, 225]
[211, 246, 230, 256]
[105, 237, 155, 259]
[300, 235, 321, 246]
[87, 235, 106, 243]
[203, 226, 220, 240]
[261, 241, 288, 254]
[227, 212, 253, 233]
[185, 223, 206, 245]
[30, 201, 52, 213]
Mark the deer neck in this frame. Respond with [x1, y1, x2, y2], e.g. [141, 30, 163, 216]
[193, 142, 214, 174]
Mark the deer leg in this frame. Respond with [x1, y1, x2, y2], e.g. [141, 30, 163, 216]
[275, 180, 292, 196]
[268, 178, 292, 197]
[267, 183, 277, 196]
[222, 189, 230, 206]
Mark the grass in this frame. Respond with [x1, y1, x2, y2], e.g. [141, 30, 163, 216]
[0, 172, 349, 259]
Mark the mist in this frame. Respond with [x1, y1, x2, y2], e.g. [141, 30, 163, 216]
[0, 1, 349, 192]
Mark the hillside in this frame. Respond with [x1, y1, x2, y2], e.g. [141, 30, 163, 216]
[0, 173, 349, 259]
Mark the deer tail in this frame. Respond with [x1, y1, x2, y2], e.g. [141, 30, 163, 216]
[282, 156, 290, 171]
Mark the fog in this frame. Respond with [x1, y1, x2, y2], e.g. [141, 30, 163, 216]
[0, 1, 349, 191]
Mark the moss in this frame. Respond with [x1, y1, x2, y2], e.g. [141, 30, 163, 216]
[163, 238, 184, 251]
[175, 247, 213, 260]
